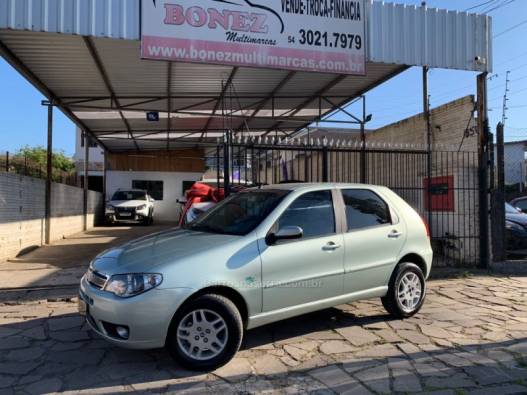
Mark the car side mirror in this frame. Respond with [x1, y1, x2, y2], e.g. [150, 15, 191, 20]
[266, 226, 303, 245]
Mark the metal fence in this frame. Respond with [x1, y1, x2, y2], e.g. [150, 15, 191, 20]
[214, 138, 480, 266]
[0, 151, 77, 186]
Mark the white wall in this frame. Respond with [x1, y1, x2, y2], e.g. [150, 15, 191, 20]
[0, 172, 103, 262]
[73, 127, 104, 176]
[74, 127, 104, 163]
[106, 171, 203, 222]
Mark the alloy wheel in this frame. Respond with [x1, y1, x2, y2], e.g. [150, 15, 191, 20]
[397, 272, 422, 313]
[176, 309, 229, 361]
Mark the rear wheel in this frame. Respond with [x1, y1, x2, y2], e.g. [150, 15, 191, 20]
[166, 294, 243, 371]
[382, 262, 426, 319]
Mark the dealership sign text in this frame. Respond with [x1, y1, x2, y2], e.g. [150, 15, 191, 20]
[141, 0, 366, 75]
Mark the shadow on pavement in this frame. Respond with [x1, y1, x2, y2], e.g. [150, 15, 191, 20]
[0, 306, 526, 394]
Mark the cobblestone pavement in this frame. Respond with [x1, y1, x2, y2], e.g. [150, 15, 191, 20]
[1, 275, 527, 395]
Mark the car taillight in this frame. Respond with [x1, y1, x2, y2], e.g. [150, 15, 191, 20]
[421, 216, 430, 238]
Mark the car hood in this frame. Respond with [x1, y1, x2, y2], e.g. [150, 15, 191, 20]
[90, 228, 241, 275]
[109, 200, 147, 208]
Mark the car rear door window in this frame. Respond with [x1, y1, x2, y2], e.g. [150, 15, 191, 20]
[278, 190, 335, 238]
[342, 189, 391, 231]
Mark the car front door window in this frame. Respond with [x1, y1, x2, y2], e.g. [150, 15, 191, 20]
[276, 190, 335, 239]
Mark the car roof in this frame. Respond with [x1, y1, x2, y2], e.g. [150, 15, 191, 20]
[256, 183, 383, 192]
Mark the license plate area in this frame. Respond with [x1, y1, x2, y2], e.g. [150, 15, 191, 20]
[119, 212, 132, 217]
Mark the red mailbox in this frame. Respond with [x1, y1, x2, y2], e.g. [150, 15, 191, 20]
[423, 175, 455, 212]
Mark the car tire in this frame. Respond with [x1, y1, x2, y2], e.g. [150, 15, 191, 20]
[141, 210, 153, 226]
[166, 294, 243, 371]
[381, 262, 426, 319]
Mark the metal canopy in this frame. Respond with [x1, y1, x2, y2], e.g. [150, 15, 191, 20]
[0, 0, 492, 152]
[0, 29, 405, 151]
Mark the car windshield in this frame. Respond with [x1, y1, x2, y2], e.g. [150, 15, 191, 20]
[506, 203, 520, 214]
[112, 191, 147, 201]
[186, 189, 290, 236]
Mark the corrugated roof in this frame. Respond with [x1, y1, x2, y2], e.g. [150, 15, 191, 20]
[0, 0, 492, 151]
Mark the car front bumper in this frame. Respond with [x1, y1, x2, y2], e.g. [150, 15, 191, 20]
[79, 276, 194, 349]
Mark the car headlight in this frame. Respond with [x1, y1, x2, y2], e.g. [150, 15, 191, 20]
[136, 204, 147, 211]
[104, 273, 163, 298]
[106, 205, 115, 213]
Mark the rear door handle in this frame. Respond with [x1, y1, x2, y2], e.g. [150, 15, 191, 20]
[322, 242, 342, 251]
[388, 230, 403, 239]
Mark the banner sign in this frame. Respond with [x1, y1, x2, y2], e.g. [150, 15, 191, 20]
[141, 0, 366, 75]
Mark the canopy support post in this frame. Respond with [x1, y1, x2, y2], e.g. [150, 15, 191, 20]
[42, 100, 53, 245]
[83, 131, 89, 231]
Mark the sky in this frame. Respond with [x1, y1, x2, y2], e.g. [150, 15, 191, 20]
[0, 0, 526, 156]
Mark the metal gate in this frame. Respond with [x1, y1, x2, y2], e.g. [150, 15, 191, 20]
[212, 137, 480, 266]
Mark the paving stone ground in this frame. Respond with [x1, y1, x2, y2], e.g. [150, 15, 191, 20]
[1, 275, 527, 394]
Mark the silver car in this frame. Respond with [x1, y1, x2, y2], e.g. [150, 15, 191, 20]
[79, 183, 432, 370]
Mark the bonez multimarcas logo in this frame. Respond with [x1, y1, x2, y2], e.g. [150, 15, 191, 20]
[152, 0, 284, 33]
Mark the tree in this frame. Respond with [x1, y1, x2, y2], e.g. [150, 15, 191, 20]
[14, 146, 75, 173]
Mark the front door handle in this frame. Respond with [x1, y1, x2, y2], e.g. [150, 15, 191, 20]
[322, 242, 342, 251]
[388, 230, 403, 239]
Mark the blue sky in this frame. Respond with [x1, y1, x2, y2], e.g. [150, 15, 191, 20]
[1, 0, 526, 156]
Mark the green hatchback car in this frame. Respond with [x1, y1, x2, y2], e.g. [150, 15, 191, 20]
[79, 183, 432, 370]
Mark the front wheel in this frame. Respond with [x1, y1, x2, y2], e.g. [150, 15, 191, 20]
[381, 262, 426, 319]
[142, 209, 154, 226]
[166, 294, 243, 371]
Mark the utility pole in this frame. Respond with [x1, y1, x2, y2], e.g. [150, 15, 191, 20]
[501, 71, 510, 126]
[477, 73, 490, 269]
[423, 66, 433, 237]
[360, 95, 367, 184]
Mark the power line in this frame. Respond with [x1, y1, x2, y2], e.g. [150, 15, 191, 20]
[494, 50, 527, 67]
[509, 62, 527, 73]
[483, 0, 516, 13]
[494, 17, 527, 38]
[465, 0, 498, 12]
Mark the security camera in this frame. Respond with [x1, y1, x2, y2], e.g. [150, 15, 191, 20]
[475, 56, 487, 65]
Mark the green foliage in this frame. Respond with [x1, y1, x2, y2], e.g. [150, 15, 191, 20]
[14, 146, 75, 173]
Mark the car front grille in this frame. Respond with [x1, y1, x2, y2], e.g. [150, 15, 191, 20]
[116, 207, 136, 213]
[87, 269, 108, 289]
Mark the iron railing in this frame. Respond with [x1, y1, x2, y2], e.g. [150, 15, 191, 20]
[0, 151, 77, 186]
[214, 137, 480, 266]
